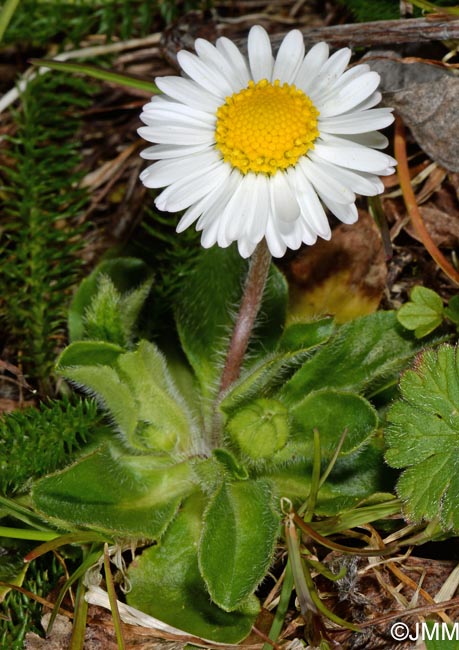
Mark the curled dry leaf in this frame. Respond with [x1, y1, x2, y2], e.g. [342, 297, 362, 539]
[366, 52, 459, 171]
[286, 210, 387, 323]
[405, 204, 459, 248]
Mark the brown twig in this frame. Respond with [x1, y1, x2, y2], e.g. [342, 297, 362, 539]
[271, 15, 459, 49]
[357, 595, 459, 629]
[394, 115, 459, 286]
[167, 16, 459, 62]
[0, 581, 74, 618]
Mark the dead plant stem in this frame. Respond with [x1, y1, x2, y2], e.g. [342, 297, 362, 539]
[394, 115, 459, 285]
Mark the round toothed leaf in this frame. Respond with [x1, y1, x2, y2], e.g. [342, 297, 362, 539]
[386, 345, 459, 532]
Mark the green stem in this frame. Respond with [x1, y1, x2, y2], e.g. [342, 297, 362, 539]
[104, 544, 126, 650]
[219, 239, 272, 394]
[69, 577, 89, 650]
[0, 526, 58, 542]
[262, 561, 294, 650]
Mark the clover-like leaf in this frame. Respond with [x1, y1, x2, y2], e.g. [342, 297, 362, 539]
[126, 494, 259, 643]
[385, 345, 459, 531]
[397, 285, 444, 338]
[444, 294, 459, 325]
[199, 479, 279, 611]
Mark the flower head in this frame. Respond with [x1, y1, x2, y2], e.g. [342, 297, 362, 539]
[139, 26, 395, 258]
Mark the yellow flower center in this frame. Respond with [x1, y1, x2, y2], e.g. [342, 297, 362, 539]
[215, 79, 319, 176]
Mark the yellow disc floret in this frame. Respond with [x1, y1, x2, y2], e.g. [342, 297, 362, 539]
[215, 79, 319, 176]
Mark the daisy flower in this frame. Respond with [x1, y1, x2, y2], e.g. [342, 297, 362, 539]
[138, 26, 396, 258]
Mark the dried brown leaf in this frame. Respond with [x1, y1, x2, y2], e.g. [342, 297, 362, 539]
[404, 203, 459, 248]
[365, 53, 459, 172]
[286, 210, 387, 323]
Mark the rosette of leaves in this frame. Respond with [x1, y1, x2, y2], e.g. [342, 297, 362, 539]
[30, 249, 425, 642]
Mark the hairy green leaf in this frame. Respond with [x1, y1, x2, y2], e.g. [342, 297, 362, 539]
[290, 389, 378, 458]
[199, 480, 279, 611]
[32, 443, 196, 538]
[385, 345, 459, 531]
[58, 340, 124, 367]
[126, 494, 259, 642]
[277, 318, 335, 352]
[280, 311, 422, 404]
[58, 339, 195, 454]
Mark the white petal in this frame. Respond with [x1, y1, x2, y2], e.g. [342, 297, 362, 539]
[248, 25, 273, 82]
[313, 134, 396, 173]
[138, 125, 214, 146]
[140, 150, 220, 188]
[313, 63, 370, 104]
[276, 217, 303, 250]
[237, 238, 257, 258]
[289, 167, 331, 239]
[307, 151, 384, 195]
[201, 216, 221, 248]
[265, 215, 288, 258]
[270, 171, 300, 223]
[225, 174, 258, 241]
[155, 161, 230, 212]
[177, 173, 233, 232]
[319, 108, 394, 134]
[299, 156, 355, 205]
[345, 91, 382, 113]
[155, 76, 220, 112]
[318, 71, 380, 117]
[319, 194, 359, 225]
[272, 30, 305, 84]
[142, 97, 216, 124]
[339, 131, 389, 149]
[216, 37, 251, 87]
[246, 174, 269, 244]
[294, 42, 329, 92]
[140, 110, 215, 131]
[196, 171, 241, 231]
[194, 38, 243, 92]
[376, 166, 396, 177]
[177, 50, 233, 97]
[140, 143, 212, 160]
[308, 48, 352, 102]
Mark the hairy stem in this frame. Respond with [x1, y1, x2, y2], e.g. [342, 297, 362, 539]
[219, 240, 272, 394]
